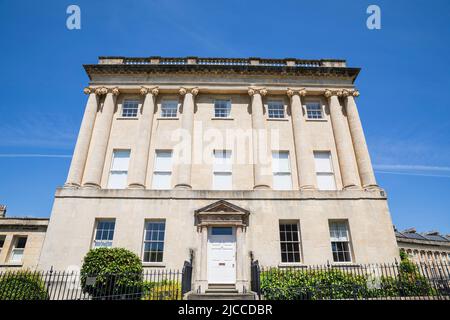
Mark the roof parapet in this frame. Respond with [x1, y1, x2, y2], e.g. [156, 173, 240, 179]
[0, 204, 6, 218]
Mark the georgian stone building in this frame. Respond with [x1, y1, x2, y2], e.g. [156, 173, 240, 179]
[38, 56, 399, 293]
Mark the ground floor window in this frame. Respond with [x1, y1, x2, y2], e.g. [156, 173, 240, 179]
[93, 219, 115, 248]
[143, 220, 166, 262]
[329, 221, 352, 262]
[279, 222, 301, 263]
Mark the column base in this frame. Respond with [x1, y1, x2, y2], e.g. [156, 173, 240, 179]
[300, 185, 316, 191]
[363, 184, 380, 191]
[253, 184, 271, 190]
[127, 183, 145, 189]
[343, 184, 361, 190]
[63, 182, 80, 189]
[82, 182, 101, 189]
[174, 184, 192, 190]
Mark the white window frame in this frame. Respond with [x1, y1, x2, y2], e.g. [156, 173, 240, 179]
[314, 151, 336, 190]
[121, 99, 140, 118]
[272, 151, 293, 190]
[0, 235, 5, 256]
[214, 99, 231, 118]
[212, 150, 232, 190]
[279, 221, 302, 263]
[267, 100, 285, 119]
[161, 100, 178, 118]
[329, 221, 352, 263]
[107, 149, 131, 189]
[152, 150, 173, 190]
[92, 219, 116, 248]
[9, 236, 27, 264]
[142, 220, 166, 263]
[305, 101, 324, 120]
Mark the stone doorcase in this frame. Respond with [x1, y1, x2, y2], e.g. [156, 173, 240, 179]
[193, 200, 250, 293]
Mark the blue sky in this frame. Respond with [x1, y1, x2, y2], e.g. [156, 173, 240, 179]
[0, 0, 449, 233]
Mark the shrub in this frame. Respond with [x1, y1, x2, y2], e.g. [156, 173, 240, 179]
[80, 247, 144, 299]
[0, 271, 49, 300]
[142, 280, 182, 300]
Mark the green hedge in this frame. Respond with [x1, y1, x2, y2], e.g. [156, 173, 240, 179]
[0, 271, 49, 300]
[260, 263, 434, 300]
[142, 280, 182, 300]
[80, 247, 144, 299]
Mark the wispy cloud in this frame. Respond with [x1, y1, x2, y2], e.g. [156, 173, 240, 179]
[373, 164, 450, 178]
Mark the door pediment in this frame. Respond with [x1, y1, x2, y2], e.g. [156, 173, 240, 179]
[194, 200, 250, 227]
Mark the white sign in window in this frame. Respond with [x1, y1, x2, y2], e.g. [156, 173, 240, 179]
[272, 151, 292, 190]
[108, 150, 131, 189]
[93, 220, 115, 248]
[213, 150, 232, 190]
[152, 150, 173, 189]
[314, 151, 336, 190]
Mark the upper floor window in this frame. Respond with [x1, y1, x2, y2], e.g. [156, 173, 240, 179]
[161, 100, 178, 118]
[9, 236, 27, 263]
[272, 151, 292, 190]
[108, 150, 130, 189]
[143, 220, 166, 263]
[152, 150, 173, 190]
[314, 151, 336, 190]
[268, 101, 285, 119]
[306, 102, 323, 119]
[93, 219, 115, 248]
[213, 150, 232, 190]
[329, 221, 352, 263]
[214, 100, 231, 118]
[279, 222, 301, 263]
[122, 100, 139, 118]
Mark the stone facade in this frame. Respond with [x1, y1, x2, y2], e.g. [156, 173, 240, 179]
[0, 207, 49, 270]
[396, 228, 450, 264]
[38, 56, 399, 293]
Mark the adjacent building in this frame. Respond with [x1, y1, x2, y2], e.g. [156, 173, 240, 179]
[38, 56, 400, 293]
[396, 227, 450, 264]
[0, 205, 49, 270]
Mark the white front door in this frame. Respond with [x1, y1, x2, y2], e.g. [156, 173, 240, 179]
[207, 227, 236, 284]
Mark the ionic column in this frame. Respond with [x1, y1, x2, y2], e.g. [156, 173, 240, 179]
[248, 88, 271, 190]
[325, 89, 361, 189]
[343, 90, 378, 189]
[64, 87, 99, 188]
[82, 87, 119, 188]
[174, 87, 198, 189]
[128, 87, 159, 189]
[288, 89, 316, 190]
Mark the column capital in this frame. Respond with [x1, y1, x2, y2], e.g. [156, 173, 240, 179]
[287, 88, 307, 97]
[140, 86, 159, 96]
[248, 87, 267, 96]
[341, 89, 360, 97]
[83, 87, 93, 95]
[179, 87, 199, 96]
[94, 87, 108, 95]
[324, 89, 344, 98]
[111, 87, 120, 96]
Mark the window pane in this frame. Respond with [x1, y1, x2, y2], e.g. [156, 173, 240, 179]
[213, 172, 232, 190]
[211, 227, 233, 235]
[152, 172, 172, 189]
[93, 220, 115, 248]
[161, 101, 178, 118]
[213, 150, 232, 172]
[214, 100, 231, 118]
[306, 102, 323, 119]
[314, 151, 332, 173]
[108, 171, 128, 189]
[272, 152, 290, 173]
[273, 173, 292, 190]
[268, 101, 284, 119]
[16, 237, 27, 249]
[122, 100, 139, 117]
[154, 151, 172, 171]
[143, 221, 166, 263]
[279, 222, 301, 263]
[316, 173, 336, 190]
[111, 150, 130, 171]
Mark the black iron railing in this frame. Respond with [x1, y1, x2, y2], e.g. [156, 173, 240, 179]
[0, 267, 189, 300]
[252, 261, 450, 300]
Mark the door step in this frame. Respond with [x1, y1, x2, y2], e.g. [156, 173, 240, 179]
[206, 284, 237, 293]
[185, 292, 257, 300]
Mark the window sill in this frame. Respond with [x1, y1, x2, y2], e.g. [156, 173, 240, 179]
[267, 118, 288, 121]
[142, 262, 166, 268]
[157, 117, 179, 120]
[211, 117, 234, 120]
[306, 118, 327, 122]
[278, 263, 305, 268]
[116, 117, 139, 120]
